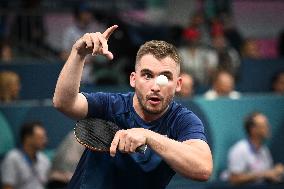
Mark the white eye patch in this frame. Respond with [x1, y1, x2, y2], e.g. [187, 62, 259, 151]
[156, 75, 169, 86]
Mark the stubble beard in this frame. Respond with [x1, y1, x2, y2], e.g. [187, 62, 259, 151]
[135, 89, 173, 115]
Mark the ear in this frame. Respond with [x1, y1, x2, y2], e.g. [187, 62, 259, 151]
[175, 76, 182, 93]
[130, 72, 136, 88]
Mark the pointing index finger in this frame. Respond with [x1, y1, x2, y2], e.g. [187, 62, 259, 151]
[103, 25, 118, 40]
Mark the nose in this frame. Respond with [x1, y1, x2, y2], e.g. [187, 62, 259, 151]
[151, 80, 161, 92]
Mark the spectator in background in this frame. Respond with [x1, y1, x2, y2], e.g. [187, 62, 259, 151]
[178, 27, 217, 87]
[271, 71, 284, 95]
[60, 2, 105, 85]
[0, 40, 13, 62]
[185, 12, 211, 47]
[211, 32, 241, 78]
[47, 131, 84, 189]
[204, 70, 240, 100]
[241, 38, 261, 59]
[61, 2, 105, 60]
[176, 73, 195, 98]
[0, 121, 50, 189]
[9, 0, 55, 58]
[0, 71, 21, 103]
[222, 13, 243, 54]
[226, 112, 284, 185]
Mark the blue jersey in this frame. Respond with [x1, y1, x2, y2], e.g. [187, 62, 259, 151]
[68, 92, 206, 189]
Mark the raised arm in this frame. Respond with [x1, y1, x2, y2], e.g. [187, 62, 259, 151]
[53, 25, 118, 119]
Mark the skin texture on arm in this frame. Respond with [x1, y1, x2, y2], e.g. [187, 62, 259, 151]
[53, 26, 118, 119]
[145, 130, 213, 181]
[110, 128, 213, 181]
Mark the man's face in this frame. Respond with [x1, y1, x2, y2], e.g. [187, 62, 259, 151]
[30, 126, 48, 151]
[214, 73, 234, 96]
[130, 54, 181, 116]
[253, 114, 270, 140]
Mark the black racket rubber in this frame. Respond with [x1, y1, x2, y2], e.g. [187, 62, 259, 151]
[74, 118, 147, 154]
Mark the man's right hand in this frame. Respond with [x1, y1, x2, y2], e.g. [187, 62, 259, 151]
[264, 164, 284, 182]
[72, 25, 118, 59]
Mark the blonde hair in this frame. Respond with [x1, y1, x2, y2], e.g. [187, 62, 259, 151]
[0, 71, 20, 102]
[136, 40, 180, 72]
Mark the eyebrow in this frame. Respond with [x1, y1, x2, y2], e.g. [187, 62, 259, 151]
[140, 69, 152, 74]
[139, 69, 173, 78]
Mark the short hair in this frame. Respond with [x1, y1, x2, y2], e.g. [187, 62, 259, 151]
[20, 121, 43, 143]
[244, 112, 262, 136]
[135, 40, 181, 72]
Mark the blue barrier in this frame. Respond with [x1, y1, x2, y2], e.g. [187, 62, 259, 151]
[1, 95, 284, 188]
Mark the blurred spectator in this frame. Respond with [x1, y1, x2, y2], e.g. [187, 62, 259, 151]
[271, 71, 284, 95]
[0, 71, 21, 103]
[0, 121, 50, 189]
[176, 73, 195, 98]
[61, 2, 105, 60]
[226, 112, 284, 185]
[47, 131, 84, 189]
[222, 13, 244, 54]
[278, 29, 284, 57]
[0, 40, 13, 62]
[60, 2, 105, 85]
[241, 38, 261, 59]
[186, 12, 211, 47]
[211, 32, 241, 77]
[179, 27, 217, 87]
[204, 70, 240, 100]
[9, 0, 55, 58]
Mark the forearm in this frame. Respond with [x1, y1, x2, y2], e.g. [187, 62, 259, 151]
[229, 172, 265, 185]
[145, 130, 212, 181]
[53, 48, 85, 109]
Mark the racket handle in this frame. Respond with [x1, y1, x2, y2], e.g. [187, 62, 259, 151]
[136, 144, 147, 154]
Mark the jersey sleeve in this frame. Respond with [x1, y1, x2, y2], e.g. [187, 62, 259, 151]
[81, 92, 110, 119]
[175, 111, 207, 142]
[1, 153, 17, 186]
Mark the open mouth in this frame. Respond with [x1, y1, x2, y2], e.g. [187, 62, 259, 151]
[147, 96, 162, 105]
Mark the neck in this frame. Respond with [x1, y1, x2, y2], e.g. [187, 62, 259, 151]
[22, 143, 36, 160]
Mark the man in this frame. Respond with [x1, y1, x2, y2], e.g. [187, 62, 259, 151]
[1, 121, 50, 189]
[204, 70, 240, 100]
[227, 112, 284, 185]
[53, 25, 213, 189]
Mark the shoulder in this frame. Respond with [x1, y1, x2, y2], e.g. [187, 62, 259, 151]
[204, 89, 217, 100]
[83, 92, 133, 116]
[83, 91, 132, 100]
[229, 139, 249, 156]
[229, 91, 241, 99]
[169, 101, 203, 126]
[3, 149, 22, 161]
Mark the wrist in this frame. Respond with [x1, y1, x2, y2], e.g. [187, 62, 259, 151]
[143, 129, 154, 145]
[70, 47, 86, 61]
